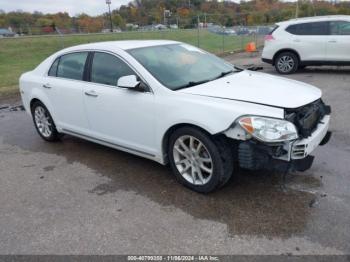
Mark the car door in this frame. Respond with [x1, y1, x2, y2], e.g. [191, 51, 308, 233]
[327, 20, 350, 61]
[82, 51, 157, 156]
[287, 22, 328, 61]
[46, 52, 90, 134]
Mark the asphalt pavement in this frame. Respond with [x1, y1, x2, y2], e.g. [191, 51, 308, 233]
[0, 53, 349, 255]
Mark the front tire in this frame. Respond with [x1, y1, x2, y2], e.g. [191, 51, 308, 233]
[275, 52, 299, 74]
[168, 127, 234, 193]
[31, 101, 62, 142]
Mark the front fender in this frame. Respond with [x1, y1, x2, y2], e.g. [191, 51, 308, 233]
[154, 93, 284, 162]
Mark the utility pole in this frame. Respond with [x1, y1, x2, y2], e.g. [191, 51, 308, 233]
[197, 15, 200, 47]
[106, 0, 113, 32]
[164, 9, 166, 25]
[295, 0, 299, 18]
[164, 10, 171, 26]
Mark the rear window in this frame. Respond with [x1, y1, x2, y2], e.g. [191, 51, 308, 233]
[286, 22, 329, 35]
[56, 52, 88, 81]
[268, 25, 279, 35]
[48, 58, 59, 77]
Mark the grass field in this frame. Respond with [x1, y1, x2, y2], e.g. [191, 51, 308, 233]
[0, 29, 259, 95]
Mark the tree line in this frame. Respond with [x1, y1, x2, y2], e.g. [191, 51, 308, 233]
[1, 0, 350, 34]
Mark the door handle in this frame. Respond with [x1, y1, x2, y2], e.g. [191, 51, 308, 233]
[328, 40, 337, 43]
[43, 83, 51, 89]
[293, 39, 301, 42]
[84, 90, 98, 97]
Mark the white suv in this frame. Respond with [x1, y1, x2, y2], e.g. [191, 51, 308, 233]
[262, 15, 350, 74]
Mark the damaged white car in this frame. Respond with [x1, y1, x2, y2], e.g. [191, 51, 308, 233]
[19, 40, 332, 193]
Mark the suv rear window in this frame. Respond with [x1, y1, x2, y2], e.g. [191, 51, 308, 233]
[268, 25, 279, 35]
[286, 22, 329, 35]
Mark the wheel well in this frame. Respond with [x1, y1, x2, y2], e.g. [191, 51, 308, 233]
[273, 49, 300, 65]
[161, 123, 225, 164]
[30, 98, 41, 111]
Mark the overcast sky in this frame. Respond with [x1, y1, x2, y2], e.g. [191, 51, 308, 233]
[1, 0, 308, 16]
[0, 0, 132, 16]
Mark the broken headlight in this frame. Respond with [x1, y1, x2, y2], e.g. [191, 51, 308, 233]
[238, 116, 298, 142]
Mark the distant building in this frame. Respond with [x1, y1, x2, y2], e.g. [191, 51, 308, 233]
[101, 28, 122, 33]
[169, 24, 178, 29]
[0, 28, 15, 37]
[126, 23, 139, 30]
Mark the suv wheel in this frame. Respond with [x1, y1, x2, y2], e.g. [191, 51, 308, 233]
[168, 127, 234, 193]
[275, 52, 299, 74]
[31, 101, 62, 142]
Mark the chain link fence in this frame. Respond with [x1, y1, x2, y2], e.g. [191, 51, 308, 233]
[0, 15, 272, 93]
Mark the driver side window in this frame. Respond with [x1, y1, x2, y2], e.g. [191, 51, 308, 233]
[90, 52, 135, 86]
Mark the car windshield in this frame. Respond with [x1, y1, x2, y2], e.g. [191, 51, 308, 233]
[128, 44, 237, 90]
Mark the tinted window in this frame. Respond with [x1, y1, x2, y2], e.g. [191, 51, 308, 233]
[286, 24, 298, 34]
[330, 21, 350, 35]
[268, 25, 279, 35]
[57, 52, 88, 80]
[48, 58, 59, 76]
[91, 52, 134, 86]
[286, 22, 329, 35]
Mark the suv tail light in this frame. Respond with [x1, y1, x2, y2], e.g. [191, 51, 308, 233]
[264, 34, 275, 41]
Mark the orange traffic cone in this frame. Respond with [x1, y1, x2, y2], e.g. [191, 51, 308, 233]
[245, 42, 257, 53]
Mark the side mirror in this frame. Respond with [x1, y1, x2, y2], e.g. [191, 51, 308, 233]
[117, 75, 141, 90]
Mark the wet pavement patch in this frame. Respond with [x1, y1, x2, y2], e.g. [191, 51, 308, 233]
[0, 104, 25, 113]
[43, 165, 56, 172]
[309, 198, 319, 208]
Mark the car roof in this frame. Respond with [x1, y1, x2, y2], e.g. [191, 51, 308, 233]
[277, 15, 350, 26]
[59, 40, 180, 54]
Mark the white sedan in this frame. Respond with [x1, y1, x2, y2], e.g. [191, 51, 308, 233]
[20, 40, 331, 193]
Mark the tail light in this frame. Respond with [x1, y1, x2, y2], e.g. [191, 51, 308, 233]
[264, 34, 275, 41]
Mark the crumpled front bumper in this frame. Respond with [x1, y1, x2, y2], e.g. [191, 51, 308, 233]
[290, 115, 331, 160]
[237, 115, 331, 172]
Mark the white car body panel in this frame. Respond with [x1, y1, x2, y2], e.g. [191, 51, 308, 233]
[290, 35, 327, 61]
[178, 70, 321, 108]
[325, 34, 350, 61]
[48, 77, 90, 134]
[81, 81, 157, 157]
[20, 40, 327, 165]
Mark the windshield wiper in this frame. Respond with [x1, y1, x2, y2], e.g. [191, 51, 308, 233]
[173, 79, 212, 90]
[174, 69, 238, 90]
[234, 65, 244, 71]
[214, 69, 237, 80]
[216, 70, 233, 79]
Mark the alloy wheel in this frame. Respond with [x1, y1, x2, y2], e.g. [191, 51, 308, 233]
[277, 55, 295, 73]
[34, 106, 53, 138]
[173, 135, 213, 185]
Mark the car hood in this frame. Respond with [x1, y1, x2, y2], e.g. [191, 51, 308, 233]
[178, 70, 322, 108]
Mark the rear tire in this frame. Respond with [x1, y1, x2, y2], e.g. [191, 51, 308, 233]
[31, 101, 62, 142]
[275, 51, 299, 74]
[168, 127, 234, 193]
